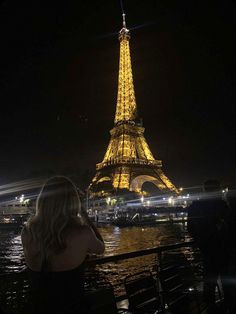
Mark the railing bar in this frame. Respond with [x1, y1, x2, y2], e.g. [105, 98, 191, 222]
[87, 241, 194, 265]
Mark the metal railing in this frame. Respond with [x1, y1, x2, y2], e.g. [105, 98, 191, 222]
[96, 158, 162, 170]
[87, 241, 194, 266]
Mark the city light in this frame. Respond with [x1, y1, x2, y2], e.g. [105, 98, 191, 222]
[106, 197, 111, 205]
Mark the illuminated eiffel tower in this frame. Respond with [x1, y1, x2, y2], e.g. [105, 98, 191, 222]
[90, 14, 178, 196]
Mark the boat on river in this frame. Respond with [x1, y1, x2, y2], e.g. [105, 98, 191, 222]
[112, 213, 187, 227]
[0, 214, 28, 230]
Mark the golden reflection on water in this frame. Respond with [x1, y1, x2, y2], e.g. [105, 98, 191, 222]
[100, 224, 187, 255]
[88, 224, 188, 295]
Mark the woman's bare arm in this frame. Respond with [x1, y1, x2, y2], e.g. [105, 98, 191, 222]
[85, 227, 105, 254]
[81, 208, 105, 254]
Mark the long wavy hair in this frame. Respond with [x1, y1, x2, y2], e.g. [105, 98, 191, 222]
[25, 176, 85, 260]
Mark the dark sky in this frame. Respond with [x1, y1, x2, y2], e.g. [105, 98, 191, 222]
[0, 0, 236, 190]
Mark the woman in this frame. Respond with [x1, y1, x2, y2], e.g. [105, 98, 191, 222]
[21, 176, 105, 314]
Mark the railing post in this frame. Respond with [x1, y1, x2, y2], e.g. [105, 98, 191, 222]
[158, 250, 162, 272]
[157, 249, 165, 312]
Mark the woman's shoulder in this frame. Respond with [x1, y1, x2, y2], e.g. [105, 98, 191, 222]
[65, 219, 90, 238]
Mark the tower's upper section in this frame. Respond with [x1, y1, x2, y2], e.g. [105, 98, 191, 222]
[114, 14, 137, 125]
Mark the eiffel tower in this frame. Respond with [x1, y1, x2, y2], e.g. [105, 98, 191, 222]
[90, 14, 178, 196]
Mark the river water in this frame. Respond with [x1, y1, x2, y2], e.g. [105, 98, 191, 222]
[0, 223, 193, 296]
[0, 223, 189, 273]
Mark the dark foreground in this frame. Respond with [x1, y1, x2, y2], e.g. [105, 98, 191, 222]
[0, 241, 230, 314]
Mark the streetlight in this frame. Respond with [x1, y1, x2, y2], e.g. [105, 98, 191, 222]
[106, 197, 111, 205]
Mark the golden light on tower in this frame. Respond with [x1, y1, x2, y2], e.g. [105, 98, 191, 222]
[115, 14, 137, 124]
[90, 13, 178, 195]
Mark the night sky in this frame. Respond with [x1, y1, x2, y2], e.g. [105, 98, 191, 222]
[0, 1, 236, 190]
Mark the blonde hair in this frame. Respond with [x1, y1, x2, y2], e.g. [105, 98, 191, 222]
[26, 176, 84, 261]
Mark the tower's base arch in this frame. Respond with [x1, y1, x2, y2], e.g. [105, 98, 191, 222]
[130, 175, 167, 193]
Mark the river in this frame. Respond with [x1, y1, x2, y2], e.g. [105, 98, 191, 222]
[0, 223, 194, 297]
[0, 223, 189, 274]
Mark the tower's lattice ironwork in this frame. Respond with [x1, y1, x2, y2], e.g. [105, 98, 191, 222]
[90, 14, 178, 195]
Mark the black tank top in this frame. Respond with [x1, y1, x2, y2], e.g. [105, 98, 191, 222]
[26, 263, 85, 314]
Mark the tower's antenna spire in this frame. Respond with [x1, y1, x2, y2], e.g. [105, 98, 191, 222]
[122, 12, 126, 28]
[120, 0, 124, 14]
[120, 0, 126, 28]
[118, 1, 129, 41]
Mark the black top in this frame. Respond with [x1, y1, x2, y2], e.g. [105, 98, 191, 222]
[26, 263, 85, 314]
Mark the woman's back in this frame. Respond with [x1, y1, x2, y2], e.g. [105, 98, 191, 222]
[21, 176, 105, 314]
[22, 222, 102, 272]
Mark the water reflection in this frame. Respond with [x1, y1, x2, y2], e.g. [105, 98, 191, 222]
[100, 224, 187, 256]
[88, 224, 189, 295]
[0, 232, 25, 273]
[0, 223, 188, 276]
